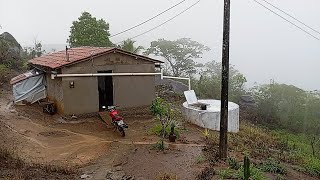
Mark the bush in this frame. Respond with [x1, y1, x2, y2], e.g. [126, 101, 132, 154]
[227, 157, 241, 170]
[235, 165, 267, 180]
[150, 97, 166, 117]
[303, 158, 320, 177]
[217, 168, 235, 179]
[260, 158, 286, 174]
[149, 123, 180, 138]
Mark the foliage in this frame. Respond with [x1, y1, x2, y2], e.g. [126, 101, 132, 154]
[195, 154, 207, 164]
[22, 40, 46, 60]
[145, 38, 210, 76]
[153, 141, 166, 151]
[231, 165, 266, 180]
[67, 11, 112, 47]
[217, 168, 234, 179]
[150, 97, 166, 117]
[192, 60, 247, 102]
[252, 83, 320, 135]
[150, 97, 177, 151]
[260, 158, 286, 174]
[216, 166, 266, 180]
[202, 128, 210, 139]
[227, 157, 241, 170]
[302, 158, 320, 177]
[0, 37, 23, 69]
[118, 39, 143, 53]
[149, 123, 180, 138]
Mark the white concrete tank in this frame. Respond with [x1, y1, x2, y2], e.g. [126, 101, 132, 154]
[182, 99, 239, 133]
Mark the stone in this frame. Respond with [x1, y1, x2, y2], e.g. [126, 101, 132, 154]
[80, 174, 92, 179]
[114, 166, 123, 171]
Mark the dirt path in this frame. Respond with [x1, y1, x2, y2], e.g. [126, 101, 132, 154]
[0, 91, 206, 179]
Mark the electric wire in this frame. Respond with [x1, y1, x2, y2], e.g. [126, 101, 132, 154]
[115, 0, 201, 45]
[253, 0, 320, 40]
[110, 0, 187, 37]
[260, 0, 320, 35]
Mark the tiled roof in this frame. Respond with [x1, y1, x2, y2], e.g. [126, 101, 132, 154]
[28, 47, 162, 69]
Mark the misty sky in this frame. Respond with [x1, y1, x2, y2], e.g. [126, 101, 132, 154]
[1, 0, 319, 90]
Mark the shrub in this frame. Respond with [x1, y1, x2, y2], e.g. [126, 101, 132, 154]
[217, 168, 235, 179]
[149, 123, 180, 138]
[303, 158, 320, 177]
[195, 154, 207, 164]
[260, 158, 286, 174]
[227, 157, 241, 170]
[150, 97, 166, 117]
[235, 165, 267, 180]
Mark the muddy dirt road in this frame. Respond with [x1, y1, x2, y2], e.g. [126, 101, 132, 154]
[0, 90, 205, 179]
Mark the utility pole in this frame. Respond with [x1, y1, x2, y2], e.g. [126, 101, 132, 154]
[219, 0, 231, 159]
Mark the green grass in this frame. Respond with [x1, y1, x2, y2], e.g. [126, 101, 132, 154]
[260, 158, 286, 174]
[195, 154, 207, 164]
[272, 130, 320, 177]
[148, 123, 180, 138]
[217, 168, 234, 179]
[217, 166, 267, 180]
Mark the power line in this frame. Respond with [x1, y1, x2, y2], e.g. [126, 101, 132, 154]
[253, 0, 320, 40]
[115, 0, 201, 45]
[260, 0, 320, 36]
[110, 0, 187, 37]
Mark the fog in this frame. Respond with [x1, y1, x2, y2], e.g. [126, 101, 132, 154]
[1, 0, 319, 90]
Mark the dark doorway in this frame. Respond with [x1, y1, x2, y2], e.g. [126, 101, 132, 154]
[98, 71, 113, 111]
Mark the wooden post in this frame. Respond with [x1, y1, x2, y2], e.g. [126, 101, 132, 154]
[219, 0, 231, 159]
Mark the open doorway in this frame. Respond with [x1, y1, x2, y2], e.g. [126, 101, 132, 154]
[98, 70, 113, 111]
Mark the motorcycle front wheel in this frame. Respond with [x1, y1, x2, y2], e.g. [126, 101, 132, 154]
[118, 127, 125, 137]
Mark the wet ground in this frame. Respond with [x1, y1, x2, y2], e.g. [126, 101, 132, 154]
[0, 90, 205, 179]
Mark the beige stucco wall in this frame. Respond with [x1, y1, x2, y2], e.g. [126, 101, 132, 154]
[46, 74, 64, 113]
[58, 53, 155, 115]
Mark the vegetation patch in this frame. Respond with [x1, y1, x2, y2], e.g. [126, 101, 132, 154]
[0, 148, 78, 179]
[259, 158, 286, 174]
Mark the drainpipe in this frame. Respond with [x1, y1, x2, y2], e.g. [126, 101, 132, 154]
[51, 72, 191, 90]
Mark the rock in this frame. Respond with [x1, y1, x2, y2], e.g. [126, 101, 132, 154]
[80, 174, 92, 179]
[114, 166, 123, 171]
[10, 109, 17, 113]
[106, 170, 125, 180]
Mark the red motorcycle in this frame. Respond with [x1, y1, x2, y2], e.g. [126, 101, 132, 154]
[104, 106, 128, 137]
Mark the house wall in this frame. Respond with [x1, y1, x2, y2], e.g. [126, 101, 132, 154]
[60, 53, 155, 115]
[46, 74, 64, 113]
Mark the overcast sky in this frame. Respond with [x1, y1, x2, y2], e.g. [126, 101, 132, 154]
[1, 0, 319, 90]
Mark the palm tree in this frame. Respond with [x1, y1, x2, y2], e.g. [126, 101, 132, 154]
[118, 39, 144, 54]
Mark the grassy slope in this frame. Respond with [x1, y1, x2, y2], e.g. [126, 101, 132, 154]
[200, 122, 320, 179]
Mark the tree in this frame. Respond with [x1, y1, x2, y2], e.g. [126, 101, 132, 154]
[193, 61, 247, 102]
[145, 38, 210, 77]
[22, 39, 46, 59]
[67, 11, 113, 47]
[118, 39, 144, 54]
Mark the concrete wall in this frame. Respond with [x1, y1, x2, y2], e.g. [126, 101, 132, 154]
[58, 53, 155, 115]
[46, 74, 64, 113]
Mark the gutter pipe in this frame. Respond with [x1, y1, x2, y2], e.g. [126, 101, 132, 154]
[51, 72, 191, 90]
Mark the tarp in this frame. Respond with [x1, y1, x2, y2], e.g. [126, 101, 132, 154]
[12, 69, 46, 104]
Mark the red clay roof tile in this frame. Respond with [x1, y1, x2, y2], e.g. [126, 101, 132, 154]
[28, 47, 162, 69]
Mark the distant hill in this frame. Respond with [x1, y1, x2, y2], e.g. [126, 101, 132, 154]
[0, 32, 23, 55]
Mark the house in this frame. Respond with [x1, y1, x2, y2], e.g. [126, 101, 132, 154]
[27, 47, 163, 115]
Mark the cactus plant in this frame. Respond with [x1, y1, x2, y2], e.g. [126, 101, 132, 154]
[244, 156, 251, 180]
